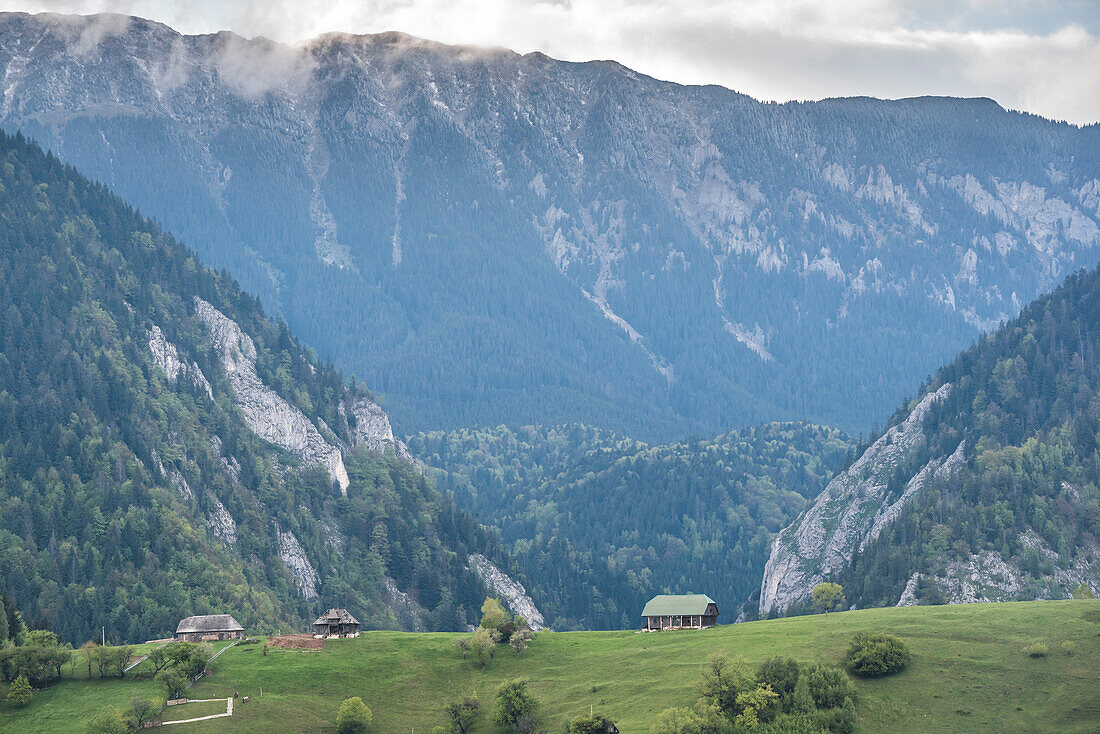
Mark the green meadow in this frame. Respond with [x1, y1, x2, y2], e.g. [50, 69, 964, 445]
[2, 601, 1098, 733]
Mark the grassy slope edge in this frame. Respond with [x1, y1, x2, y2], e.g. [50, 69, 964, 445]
[2, 600, 1097, 733]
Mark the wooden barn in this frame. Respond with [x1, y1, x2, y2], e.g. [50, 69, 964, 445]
[641, 594, 719, 630]
[175, 614, 245, 642]
[313, 608, 360, 638]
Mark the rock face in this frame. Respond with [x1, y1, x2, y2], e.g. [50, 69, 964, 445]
[469, 554, 546, 631]
[340, 395, 413, 462]
[193, 297, 351, 493]
[4, 12, 1099, 439]
[277, 528, 320, 600]
[759, 384, 956, 615]
[148, 324, 213, 399]
[897, 534, 1100, 606]
[207, 496, 237, 545]
[382, 577, 426, 632]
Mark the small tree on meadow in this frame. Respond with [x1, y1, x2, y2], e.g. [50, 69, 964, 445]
[812, 583, 845, 614]
[453, 636, 471, 660]
[495, 678, 538, 730]
[8, 673, 32, 707]
[444, 693, 480, 734]
[566, 711, 618, 733]
[510, 628, 531, 657]
[472, 626, 496, 669]
[480, 598, 510, 637]
[129, 693, 162, 729]
[336, 696, 372, 734]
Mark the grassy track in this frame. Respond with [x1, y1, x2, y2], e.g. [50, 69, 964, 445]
[2, 601, 1097, 733]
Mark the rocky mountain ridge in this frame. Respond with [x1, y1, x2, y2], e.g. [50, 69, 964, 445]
[2, 12, 1099, 438]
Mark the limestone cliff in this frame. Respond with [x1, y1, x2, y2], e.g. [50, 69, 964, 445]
[193, 297, 351, 493]
[759, 384, 955, 615]
[469, 554, 546, 631]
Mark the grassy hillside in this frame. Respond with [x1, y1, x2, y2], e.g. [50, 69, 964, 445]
[3, 601, 1098, 732]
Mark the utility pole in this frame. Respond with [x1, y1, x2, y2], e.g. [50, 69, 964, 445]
[102, 626, 105, 646]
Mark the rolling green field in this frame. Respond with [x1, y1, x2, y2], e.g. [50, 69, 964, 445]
[2, 601, 1098, 733]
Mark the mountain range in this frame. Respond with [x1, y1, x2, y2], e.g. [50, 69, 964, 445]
[2, 12, 1099, 440]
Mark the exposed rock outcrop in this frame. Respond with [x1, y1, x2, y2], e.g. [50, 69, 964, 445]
[207, 495, 237, 545]
[339, 395, 413, 462]
[469, 554, 546, 631]
[148, 324, 213, 399]
[276, 528, 319, 600]
[759, 383, 955, 615]
[897, 533, 1100, 606]
[382, 577, 426, 632]
[193, 297, 350, 493]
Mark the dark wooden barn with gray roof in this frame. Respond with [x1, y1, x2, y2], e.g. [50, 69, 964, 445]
[175, 614, 245, 642]
[313, 608, 360, 637]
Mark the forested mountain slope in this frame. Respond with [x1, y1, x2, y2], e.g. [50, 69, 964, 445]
[760, 263, 1100, 615]
[409, 423, 852, 628]
[2, 13, 1099, 440]
[0, 130, 517, 645]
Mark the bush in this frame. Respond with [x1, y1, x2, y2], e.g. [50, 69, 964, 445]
[84, 708, 129, 734]
[336, 696, 372, 734]
[801, 663, 854, 709]
[845, 633, 910, 677]
[495, 678, 538, 729]
[1023, 642, 1048, 658]
[1072, 582, 1095, 599]
[566, 711, 618, 733]
[1060, 641, 1076, 656]
[757, 656, 801, 698]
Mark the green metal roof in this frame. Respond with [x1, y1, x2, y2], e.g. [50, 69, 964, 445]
[641, 594, 717, 617]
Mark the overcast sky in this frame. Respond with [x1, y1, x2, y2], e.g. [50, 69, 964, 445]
[7, 0, 1099, 124]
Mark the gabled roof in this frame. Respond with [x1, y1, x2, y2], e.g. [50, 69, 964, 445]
[641, 594, 718, 617]
[314, 608, 359, 626]
[176, 614, 245, 634]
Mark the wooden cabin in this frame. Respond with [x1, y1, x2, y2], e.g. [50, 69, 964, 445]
[313, 608, 360, 638]
[641, 594, 719, 630]
[175, 614, 245, 642]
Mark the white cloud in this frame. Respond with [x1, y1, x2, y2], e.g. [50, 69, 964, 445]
[9, 0, 1100, 123]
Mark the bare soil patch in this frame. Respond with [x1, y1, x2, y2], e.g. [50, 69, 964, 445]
[268, 634, 324, 650]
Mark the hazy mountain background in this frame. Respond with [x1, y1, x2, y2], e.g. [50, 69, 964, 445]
[2, 12, 1099, 442]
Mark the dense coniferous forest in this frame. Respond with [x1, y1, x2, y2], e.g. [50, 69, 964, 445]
[409, 424, 852, 628]
[830, 265, 1100, 608]
[0, 131, 507, 645]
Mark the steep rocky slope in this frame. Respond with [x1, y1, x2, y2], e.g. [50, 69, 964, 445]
[760, 265, 1100, 615]
[0, 130, 529, 643]
[2, 12, 1099, 439]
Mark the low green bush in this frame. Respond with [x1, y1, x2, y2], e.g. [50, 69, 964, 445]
[1023, 642, 1048, 658]
[845, 632, 911, 677]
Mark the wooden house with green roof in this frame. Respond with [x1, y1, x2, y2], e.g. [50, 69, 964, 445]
[641, 594, 719, 630]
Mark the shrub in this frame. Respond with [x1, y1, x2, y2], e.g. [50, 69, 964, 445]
[801, 663, 854, 709]
[84, 708, 129, 734]
[566, 711, 618, 733]
[495, 678, 538, 729]
[1072, 582, 1095, 599]
[1023, 642, 1048, 658]
[1060, 641, 1076, 656]
[757, 656, 801, 698]
[472, 627, 496, 668]
[336, 696, 373, 733]
[845, 633, 910, 677]
[7, 673, 31, 707]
